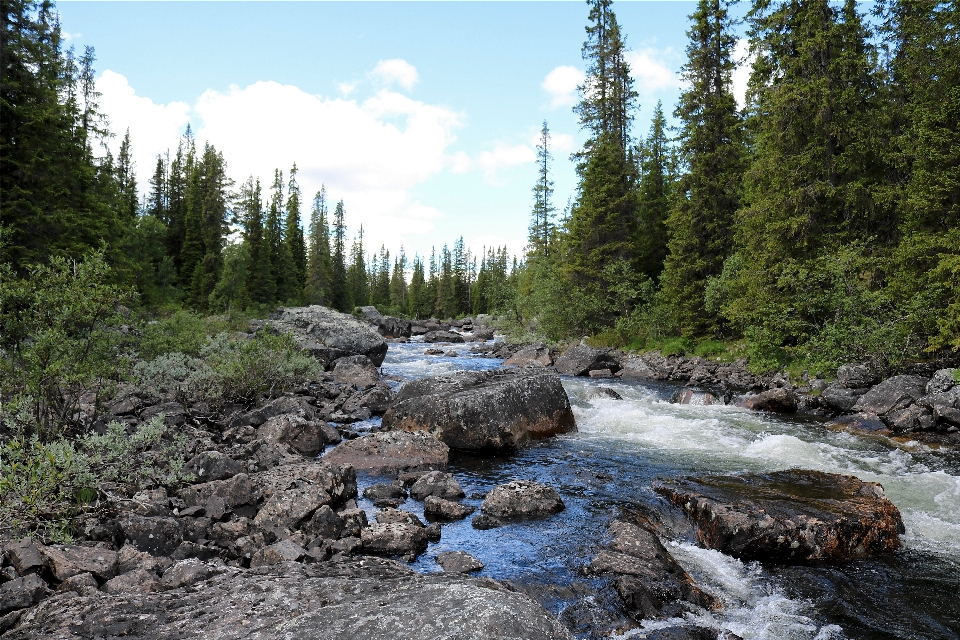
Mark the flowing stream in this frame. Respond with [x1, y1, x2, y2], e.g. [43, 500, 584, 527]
[348, 340, 960, 639]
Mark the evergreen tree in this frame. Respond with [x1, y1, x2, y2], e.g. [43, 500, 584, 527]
[409, 256, 426, 318]
[284, 163, 307, 301]
[330, 200, 350, 311]
[147, 152, 168, 223]
[188, 143, 231, 309]
[304, 186, 333, 305]
[115, 128, 138, 221]
[529, 121, 556, 259]
[390, 248, 408, 312]
[635, 101, 671, 281]
[239, 176, 274, 305]
[660, 0, 745, 337]
[372, 245, 391, 308]
[346, 227, 368, 308]
[166, 130, 192, 281]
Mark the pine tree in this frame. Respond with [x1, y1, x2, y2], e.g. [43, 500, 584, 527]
[635, 102, 671, 281]
[239, 176, 274, 304]
[409, 256, 426, 318]
[330, 200, 350, 311]
[372, 245, 391, 308]
[390, 248, 408, 312]
[147, 153, 168, 223]
[346, 227, 368, 308]
[188, 143, 231, 309]
[284, 163, 307, 301]
[115, 128, 138, 221]
[529, 121, 556, 259]
[304, 186, 333, 305]
[660, 0, 745, 337]
[166, 128, 194, 282]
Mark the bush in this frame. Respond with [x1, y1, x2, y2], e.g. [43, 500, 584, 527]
[136, 310, 211, 360]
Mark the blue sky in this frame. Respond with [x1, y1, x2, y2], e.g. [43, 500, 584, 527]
[56, 1, 747, 261]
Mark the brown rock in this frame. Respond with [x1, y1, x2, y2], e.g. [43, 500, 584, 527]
[480, 480, 564, 519]
[250, 540, 306, 567]
[737, 388, 798, 413]
[4, 539, 44, 576]
[360, 523, 429, 557]
[0, 575, 52, 613]
[332, 355, 380, 388]
[503, 344, 552, 368]
[435, 551, 483, 573]
[409, 471, 465, 501]
[102, 568, 160, 594]
[256, 414, 333, 457]
[41, 544, 119, 581]
[424, 496, 476, 521]
[323, 431, 450, 475]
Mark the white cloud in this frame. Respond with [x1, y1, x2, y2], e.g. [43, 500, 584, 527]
[542, 65, 585, 108]
[96, 70, 190, 189]
[626, 49, 680, 93]
[97, 71, 461, 251]
[732, 38, 754, 109]
[476, 143, 535, 184]
[62, 31, 81, 41]
[528, 129, 576, 155]
[338, 81, 357, 96]
[370, 59, 419, 91]
[447, 151, 472, 174]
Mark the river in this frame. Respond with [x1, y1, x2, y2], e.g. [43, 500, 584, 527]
[350, 340, 960, 639]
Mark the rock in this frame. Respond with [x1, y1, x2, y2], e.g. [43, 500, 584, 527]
[826, 413, 891, 436]
[424, 496, 476, 520]
[424, 348, 444, 355]
[382, 368, 576, 452]
[467, 326, 495, 342]
[55, 572, 99, 596]
[671, 389, 716, 405]
[364, 483, 408, 501]
[256, 414, 334, 457]
[653, 469, 904, 563]
[323, 431, 450, 475]
[618, 355, 665, 380]
[160, 559, 215, 589]
[269, 305, 388, 367]
[337, 509, 370, 538]
[128, 488, 172, 516]
[250, 540, 307, 567]
[332, 355, 380, 388]
[116, 544, 170, 575]
[341, 383, 394, 416]
[436, 551, 483, 573]
[586, 520, 715, 619]
[253, 462, 357, 533]
[853, 375, 928, 416]
[927, 368, 958, 395]
[737, 388, 798, 413]
[1, 560, 572, 640]
[409, 471, 465, 501]
[374, 316, 413, 339]
[0, 575, 51, 613]
[231, 395, 316, 428]
[140, 401, 186, 426]
[480, 480, 564, 519]
[471, 514, 504, 530]
[554, 345, 620, 376]
[360, 523, 429, 557]
[585, 386, 623, 401]
[935, 405, 960, 427]
[885, 404, 935, 432]
[375, 508, 425, 528]
[588, 369, 613, 378]
[303, 505, 345, 540]
[41, 544, 119, 581]
[422, 330, 465, 344]
[184, 451, 244, 482]
[178, 473, 260, 519]
[503, 343, 552, 368]
[836, 363, 878, 389]
[820, 384, 870, 412]
[4, 539, 45, 576]
[359, 306, 383, 322]
[101, 568, 159, 594]
[119, 515, 183, 557]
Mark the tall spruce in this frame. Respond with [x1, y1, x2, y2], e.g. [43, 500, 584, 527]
[346, 227, 368, 308]
[636, 101, 672, 282]
[115, 129, 138, 221]
[529, 121, 556, 259]
[304, 186, 333, 305]
[660, 0, 745, 337]
[284, 163, 307, 301]
[239, 176, 274, 304]
[188, 143, 231, 309]
[330, 200, 350, 311]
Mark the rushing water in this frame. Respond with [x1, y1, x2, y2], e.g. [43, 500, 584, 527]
[348, 340, 960, 640]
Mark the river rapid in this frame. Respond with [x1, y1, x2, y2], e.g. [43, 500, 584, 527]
[351, 340, 960, 640]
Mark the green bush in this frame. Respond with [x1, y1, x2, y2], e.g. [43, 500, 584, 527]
[659, 337, 693, 357]
[693, 339, 727, 359]
[136, 310, 211, 360]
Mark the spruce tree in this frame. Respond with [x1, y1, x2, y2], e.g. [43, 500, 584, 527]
[115, 129, 138, 221]
[635, 101, 671, 281]
[346, 227, 368, 308]
[166, 130, 192, 280]
[284, 163, 307, 301]
[304, 186, 333, 305]
[147, 153, 168, 223]
[409, 257, 426, 318]
[330, 200, 350, 311]
[188, 143, 231, 309]
[529, 121, 556, 259]
[390, 248, 408, 312]
[660, 0, 745, 337]
[240, 176, 275, 304]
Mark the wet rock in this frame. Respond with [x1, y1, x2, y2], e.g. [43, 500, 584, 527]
[586, 386, 623, 401]
[382, 368, 576, 452]
[323, 431, 450, 474]
[467, 326, 495, 342]
[256, 414, 335, 457]
[672, 389, 717, 406]
[653, 469, 904, 563]
[269, 305, 388, 367]
[424, 496, 476, 521]
[587, 520, 716, 619]
[503, 343, 553, 368]
[409, 471, 465, 501]
[826, 413, 892, 436]
[160, 559, 215, 589]
[738, 388, 797, 413]
[102, 568, 159, 594]
[836, 363, 878, 389]
[184, 451, 244, 482]
[364, 483, 408, 501]
[4, 539, 45, 576]
[0, 575, 52, 613]
[119, 515, 183, 557]
[885, 404, 935, 432]
[820, 384, 871, 412]
[332, 354, 380, 388]
[360, 523, 429, 557]
[436, 551, 483, 573]
[250, 540, 307, 567]
[41, 544, 119, 581]
[588, 369, 613, 378]
[852, 375, 928, 417]
[471, 513, 505, 529]
[480, 480, 564, 519]
[422, 330, 465, 344]
[424, 348, 444, 355]
[554, 344, 621, 376]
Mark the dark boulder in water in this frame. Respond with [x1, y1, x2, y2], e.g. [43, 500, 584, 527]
[653, 469, 903, 563]
[553, 344, 620, 377]
[736, 388, 798, 413]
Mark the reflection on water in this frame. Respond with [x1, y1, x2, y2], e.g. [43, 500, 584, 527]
[366, 340, 960, 639]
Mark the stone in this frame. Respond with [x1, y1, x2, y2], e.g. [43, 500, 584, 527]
[409, 471, 465, 501]
[554, 345, 621, 376]
[422, 330, 465, 344]
[254, 484, 330, 534]
[41, 544, 119, 581]
[129, 488, 172, 516]
[359, 306, 383, 322]
[480, 481, 564, 519]
[1, 561, 573, 640]
[304, 505, 345, 540]
[101, 568, 159, 594]
[337, 509, 369, 538]
[885, 404, 934, 432]
[836, 363, 878, 389]
[117, 544, 169, 575]
[618, 355, 666, 380]
[256, 414, 334, 457]
[323, 431, 450, 475]
[585, 387, 623, 401]
[341, 384, 394, 416]
[332, 355, 380, 388]
[381, 368, 576, 452]
[672, 389, 717, 406]
[424, 496, 476, 521]
[160, 559, 215, 589]
[503, 343, 552, 368]
[0, 575, 51, 613]
[250, 540, 307, 567]
[853, 375, 928, 416]
[467, 326, 495, 342]
[56, 572, 99, 596]
[178, 473, 260, 518]
[588, 369, 613, 378]
[435, 551, 483, 573]
[184, 450, 244, 482]
[586, 520, 715, 619]
[232, 395, 317, 428]
[820, 385, 870, 412]
[364, 483, 407, 501]
[269, 305, 389, 367]
[737, 388, 798, 413]
[375, 509, 425, 528]
[927, 368, 958, 395]
[935, 405, 960, 427]
[140, 401, 186, 426]
[471, 514, 505, 530]
[373, 316, 413, 339]
[360, 523, 429, 557]
[653, 469, 904, 563]
[826, 413, 891, 436]
[119, 515, 183, 557]
[4, 539, 44, 576]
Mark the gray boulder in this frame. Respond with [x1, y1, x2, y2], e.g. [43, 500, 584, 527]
[737, 388, 797, 413]
[256, 414, 337, 457]
[119, 515, 183, 557]
[323, 431, 450, 475]
[374, 316, 413, 339]
[503, 343, 552, 368]
[381, 369, 576, 452]
[409, 471, 465, 501]
[40, 544, 119, 581]
[821, 385, 870, 412]
[422, 330, 465, 344]
[424, 496, 475, 521]
[435, 551, 483, 573]
[553, 344, 620, 376]
[836, 363, 878, 389]
[184, 451, 244, 482]
[0, 575, 52, 614]
[480, 480, 564, 519]
[360, 523, 429, 557]
[853, 375, 928, 417]
[269, 305, 388, 367]
[927, 368, 958, 395]
[332, 354, 380, 388]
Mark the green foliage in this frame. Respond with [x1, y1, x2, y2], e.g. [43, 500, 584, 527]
[136, 309, 211, 360]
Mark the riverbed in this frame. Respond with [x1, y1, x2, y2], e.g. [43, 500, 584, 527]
[353, 340, 960, 639]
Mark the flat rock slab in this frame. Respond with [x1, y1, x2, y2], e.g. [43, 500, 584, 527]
[323, 431, 450, 475]
[653, 470, 904, 563]
[269, 305, 388, 367]
[436, 551, 484, 573]
[481, 480, 564, 519]
[4, 560, 572, 640]
[382, 368, 576, 452]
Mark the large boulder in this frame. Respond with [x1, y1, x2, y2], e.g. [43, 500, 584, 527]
[737, 388, 798, 413]
[323, 431, 450, 475]
[422, 330, 465, 344]
[836, 363, 878, 389]
[381, 369, 576, 452]
[374, 316, 413, 339]
[852, 375, 928, 418]
[360, 522, 429, 557]
[2, 560, 572, 640]
[820, 384, 870, 412]
[553, 345, 620, 376]
[480, 480, 564, 519]
[256, 414, 337, 457]
[332, 355, 380, 388]
[503, 343, 552, 368]
[409, 471, 465, 501]
[253, 462, 357, 534]
[268, 305, 388, 367]
[653, 469, 904, 563]
[40, 545, 119, 581]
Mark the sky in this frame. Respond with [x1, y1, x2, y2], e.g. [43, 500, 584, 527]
[55, 1, 751, 261]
